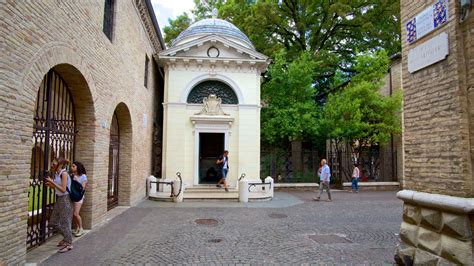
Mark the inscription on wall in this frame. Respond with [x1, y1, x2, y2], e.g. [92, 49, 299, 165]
[406, 0, 448, 43]
[408, 32, 448, 73]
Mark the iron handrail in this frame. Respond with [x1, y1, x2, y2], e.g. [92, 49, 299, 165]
[248, 181, 272, 192]
[149, 180, 174, 197]
[149, 172, 183, 198]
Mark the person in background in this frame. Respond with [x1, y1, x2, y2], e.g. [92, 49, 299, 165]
[45, 157, 73, 253]
[351, 162, 360, 193]
[71, 161, 87, 237]
[216, 150, 230, 192]
[314, 159, 332, 202]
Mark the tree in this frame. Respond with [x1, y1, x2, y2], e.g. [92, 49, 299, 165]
[163, 13, 192, 47]
[163, 0, 400, 99]
[261, 51, 319, 173]
[319, 50, 402, 156]
[261, 51, 319, 144]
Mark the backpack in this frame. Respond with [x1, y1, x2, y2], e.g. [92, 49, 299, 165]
[67, 177, 85, 202]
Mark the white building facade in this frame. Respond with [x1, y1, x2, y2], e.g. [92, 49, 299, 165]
[158, 18, 269, 188]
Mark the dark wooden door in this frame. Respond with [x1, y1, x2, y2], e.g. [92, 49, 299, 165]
[199, 133, 224, 184]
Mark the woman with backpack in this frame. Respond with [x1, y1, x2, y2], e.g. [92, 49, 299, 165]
[71, 161, 87, 237]
[45, 157, 73, 253]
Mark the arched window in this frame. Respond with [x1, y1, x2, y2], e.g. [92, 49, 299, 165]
[187, 80, 239, 104]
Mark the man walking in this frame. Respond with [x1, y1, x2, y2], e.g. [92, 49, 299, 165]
[216, 150, 229, 192]
[314, 159, 332, 202]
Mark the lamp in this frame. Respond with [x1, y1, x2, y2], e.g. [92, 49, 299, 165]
[460, 0, 472, 23]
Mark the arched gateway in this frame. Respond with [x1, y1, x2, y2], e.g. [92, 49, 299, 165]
[28, 70, 76, 248]
[158, 16, 270, 189]
[25, 61, 96, 249]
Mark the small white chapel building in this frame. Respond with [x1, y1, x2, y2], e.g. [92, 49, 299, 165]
[158, 15, 270, 188]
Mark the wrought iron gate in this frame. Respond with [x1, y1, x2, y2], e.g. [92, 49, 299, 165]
[28, 70, 76, 249]
[107, 112, 119, 210]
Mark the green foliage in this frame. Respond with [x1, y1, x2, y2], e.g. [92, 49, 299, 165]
[28, 185, 55, 212]
[161, 0, 402, 150]
[163, 13, 192, 47]
[319, 50, 402, 147]
[261, 51, 319, 144]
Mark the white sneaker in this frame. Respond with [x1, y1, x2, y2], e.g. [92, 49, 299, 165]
[74, 228, 84, 237]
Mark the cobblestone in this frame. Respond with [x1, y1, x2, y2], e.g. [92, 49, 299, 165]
[43, 191, 402, 265]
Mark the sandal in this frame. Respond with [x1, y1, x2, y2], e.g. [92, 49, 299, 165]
[57, 240, 66, 247]
[58, 245, 73, 253]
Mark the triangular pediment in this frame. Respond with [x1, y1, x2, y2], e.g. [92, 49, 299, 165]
[158, 35, 268, 62]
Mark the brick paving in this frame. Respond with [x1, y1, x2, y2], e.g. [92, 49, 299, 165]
[43, 191, 402, 265]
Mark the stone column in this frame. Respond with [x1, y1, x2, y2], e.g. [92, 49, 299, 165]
[397, 0, 474, 264]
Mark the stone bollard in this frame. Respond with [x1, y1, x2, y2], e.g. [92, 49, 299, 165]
[265, 176, 274, 199]
[239, 179, 249, 203]
[147, 175, 157, 197]
[172, 179, 184, 203]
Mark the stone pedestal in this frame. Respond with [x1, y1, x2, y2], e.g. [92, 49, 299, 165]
[395, 190, 473, 265]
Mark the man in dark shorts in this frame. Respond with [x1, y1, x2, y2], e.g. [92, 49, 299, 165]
[216, 150, 229, 192]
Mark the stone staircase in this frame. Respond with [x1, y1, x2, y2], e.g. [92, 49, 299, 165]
[184, 185, 239, 201]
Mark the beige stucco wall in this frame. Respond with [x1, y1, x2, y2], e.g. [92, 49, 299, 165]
[162, 64, 262, 186]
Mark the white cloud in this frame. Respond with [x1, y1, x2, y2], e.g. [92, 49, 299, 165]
[152, 0, 195, 17]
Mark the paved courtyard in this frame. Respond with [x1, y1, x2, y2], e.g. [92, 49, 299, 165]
[43, 191, 402, 265]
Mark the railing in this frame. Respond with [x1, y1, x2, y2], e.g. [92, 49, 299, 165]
[247, 181, 272, 192]
[147, 172, 183, 199]
[149, 179, 174, 197]
[238, 176, 274, 202]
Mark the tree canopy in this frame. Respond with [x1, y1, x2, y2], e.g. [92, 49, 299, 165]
[319, 50, 402, 150]
[261, 51, 319, 144]
[162, 0, 402, 152]
[163, 0, 401, 98]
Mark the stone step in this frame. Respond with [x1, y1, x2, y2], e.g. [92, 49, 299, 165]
[184, 192, 239, 201]
[185, 188, 238, 193]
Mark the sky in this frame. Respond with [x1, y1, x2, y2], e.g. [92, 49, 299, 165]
[150, 0, 195, 34]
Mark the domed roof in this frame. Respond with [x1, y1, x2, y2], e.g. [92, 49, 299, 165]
[172, 18, 254, 49]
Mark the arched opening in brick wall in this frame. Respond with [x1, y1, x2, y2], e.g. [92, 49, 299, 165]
[107, 102, 132, 210]
[27, 64, 95, 249]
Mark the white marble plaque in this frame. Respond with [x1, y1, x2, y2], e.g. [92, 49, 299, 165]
[408, 32, 448, 73]
[415, 7, 434, 39]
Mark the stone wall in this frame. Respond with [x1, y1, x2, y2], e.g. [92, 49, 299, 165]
[400, 0, 473, 197]
[396, 191, 472, 265]
[0, 0, 163, 264]
[397, 0, 473, 264]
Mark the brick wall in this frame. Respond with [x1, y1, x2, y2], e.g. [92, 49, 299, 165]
[460, 4, 474, 196]
[0, 0, 163, 264]
[400, 0, 473, 197]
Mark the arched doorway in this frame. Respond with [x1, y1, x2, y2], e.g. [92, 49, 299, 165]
[107, 103, 132, 209]
[107, 112, 120, 210]
[28, 69, 76, 248]
[187, 80, 236, 184]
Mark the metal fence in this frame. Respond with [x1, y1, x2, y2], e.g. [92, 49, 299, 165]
[327, 150, 398, 183]
[260, 149, 398, 184]
[260, 150, 323, 183]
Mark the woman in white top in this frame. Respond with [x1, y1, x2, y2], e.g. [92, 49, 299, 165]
[45, 157, 73, 253]
[351, 163, 360, 193]
[71, 161, 88, 237]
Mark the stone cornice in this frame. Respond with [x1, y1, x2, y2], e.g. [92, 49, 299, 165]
[135, 0, 165, 53]
[397, 190, 474, 214]
[160, 58, 267, 74]
[160, 34, 268, 60]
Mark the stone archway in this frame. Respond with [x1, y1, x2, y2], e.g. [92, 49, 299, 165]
[107, 102, 133, 210]
[26, 63, 95, 249]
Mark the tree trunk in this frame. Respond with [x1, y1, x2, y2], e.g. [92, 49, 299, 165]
[291, 140, 303, 174]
